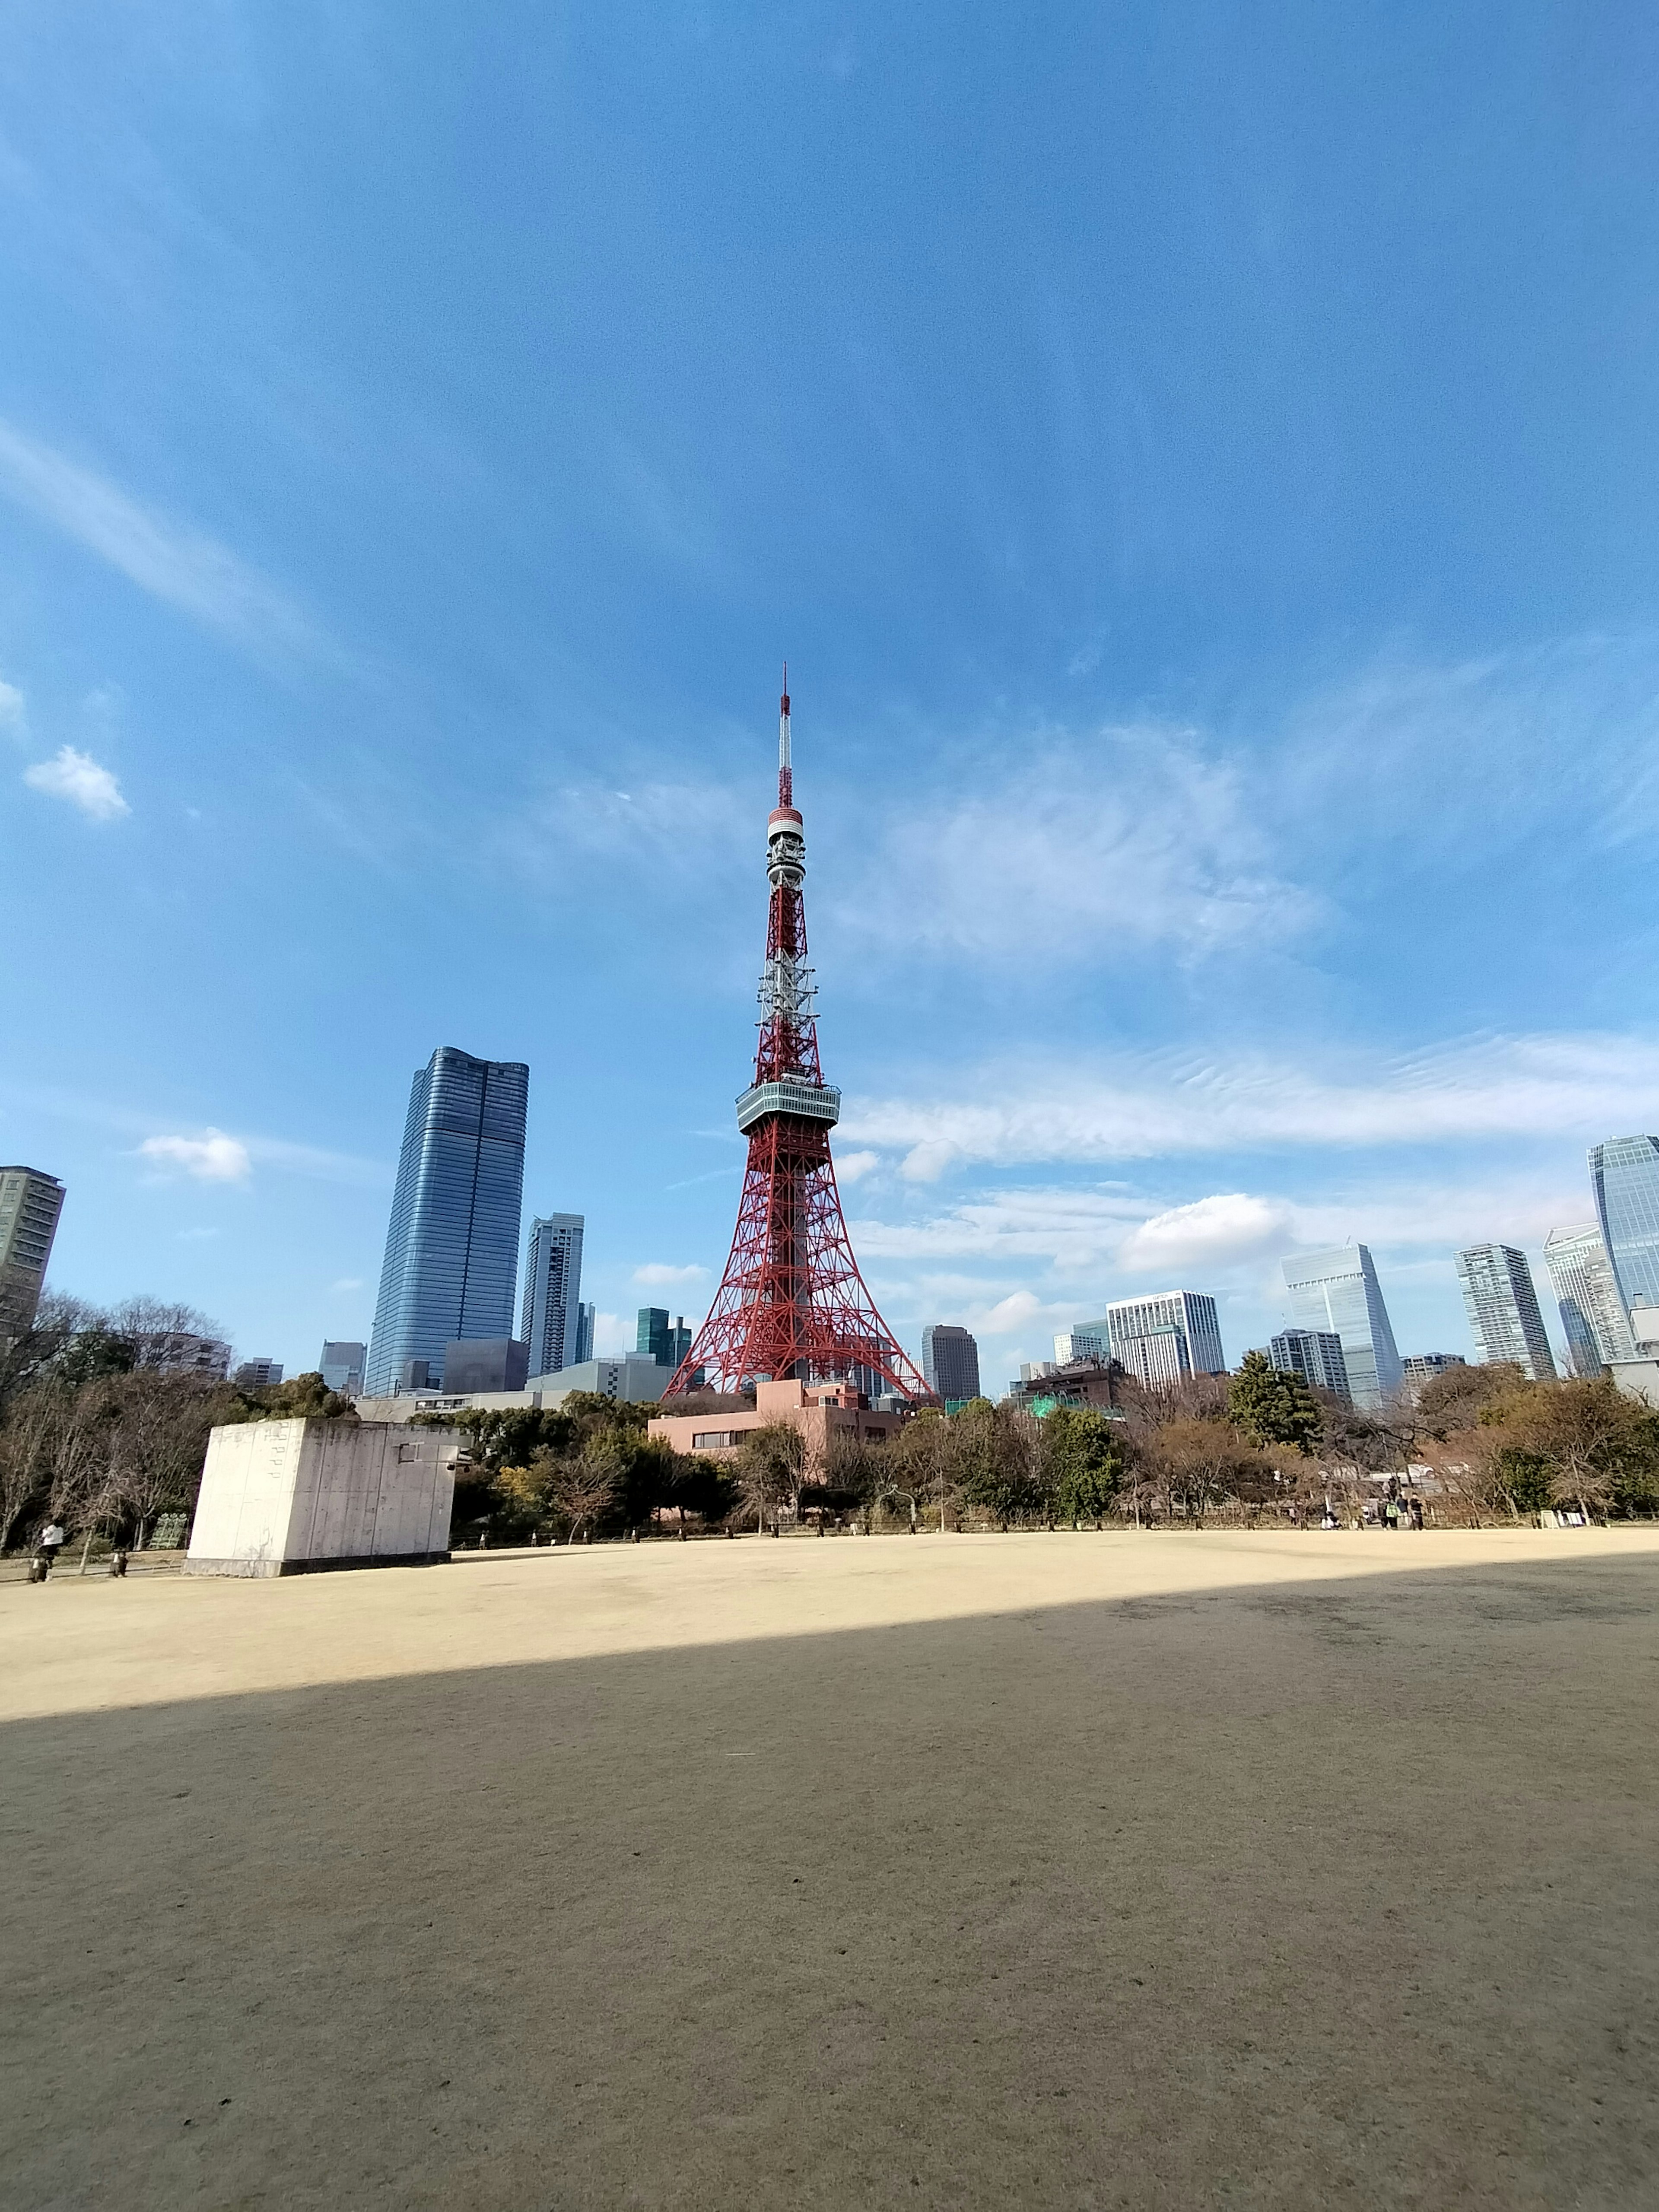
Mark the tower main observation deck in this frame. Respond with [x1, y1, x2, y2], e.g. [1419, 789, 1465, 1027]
[662, 679, 931, 1403]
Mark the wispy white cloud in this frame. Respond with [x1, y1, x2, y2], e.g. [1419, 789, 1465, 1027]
[839, 720, 1316, 970]
[834, 1149, 880, 1185]
[0, 418, 321, 660]
[842, 1030, 1659, 1168]
[0, 676, 24, 735]
[1116, 1192, 1295, 1275]
[138, 1128, 251, 1182]
[855, 1162, 1592, 1280]
[24, 744, 128, 820]
[632, 1261, 709, 1287]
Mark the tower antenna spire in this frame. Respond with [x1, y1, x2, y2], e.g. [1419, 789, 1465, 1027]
[778, 661, 791, 807]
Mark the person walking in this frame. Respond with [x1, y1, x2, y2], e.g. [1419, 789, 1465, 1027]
[36, 1520, 66, 1575]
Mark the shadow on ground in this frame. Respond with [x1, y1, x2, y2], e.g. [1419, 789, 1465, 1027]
[5, 1553, 1657, 2211]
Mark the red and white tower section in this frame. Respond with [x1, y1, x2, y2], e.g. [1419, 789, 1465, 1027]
[663, 679, 931, 1402]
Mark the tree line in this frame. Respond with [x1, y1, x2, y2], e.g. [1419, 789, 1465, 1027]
[436, 1352, 1659, 1541]
[0, 1295, 355, 1557]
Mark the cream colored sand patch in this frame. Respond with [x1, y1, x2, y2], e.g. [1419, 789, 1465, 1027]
[3, 1526, 1655, 1725]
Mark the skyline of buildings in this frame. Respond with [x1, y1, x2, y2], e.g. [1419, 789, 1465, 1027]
[1281, 1244, 1403, 1411]
[22, 1113, 1659, 1402]
[365, 1047, 530, 1398]
[1454, 1243, 1558, 1382]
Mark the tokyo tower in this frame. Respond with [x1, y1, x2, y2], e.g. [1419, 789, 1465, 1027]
[662, 677, 931, 1402]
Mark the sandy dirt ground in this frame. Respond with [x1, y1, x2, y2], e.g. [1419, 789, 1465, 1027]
[4, 1527, 1658, 2210]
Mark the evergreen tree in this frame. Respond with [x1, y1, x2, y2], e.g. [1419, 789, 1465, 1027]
[1042, 1405, 1124, 1525]
[1227, 1350, 1322, 1453]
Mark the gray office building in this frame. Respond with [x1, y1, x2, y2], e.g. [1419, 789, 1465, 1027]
[575, 1302, 596, 1364]
[1590, 1135, 1659, 1319]
[1542, 1223, 1636, 1378]
[1454, 1244, 1557, 1381]
[922, 1324, 982, 1402]
[1402, 1353, 1466, 1386]
[522, 1214, 585, 1381]
[366, 1047, 529, 1397]
[233, 1358, 284, 1389]
[1268, 1327, 1350, 1402]
[318, 1341, 367, 1395]
[0, 1166, 65, 1342]
[1281, 1245, 1402, 1411]
[442, 1338, 530, 1393]
[1106, 1292, 1226, 1388]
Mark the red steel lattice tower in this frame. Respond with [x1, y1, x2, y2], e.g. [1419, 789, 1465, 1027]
[663, 677, 931, 1402]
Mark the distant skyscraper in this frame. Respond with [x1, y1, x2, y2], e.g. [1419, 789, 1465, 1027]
[522, 1214, 585, 1380]
[1053, 1323, 1109, 1367]
[365, 1047, 529, 1397]
[1268, 1327, 1350, 1402]
[1590, 1136, 1659, 1320]
[0, 1166, 65, 1341]
[1402, 1353, 1466, 1384]
[575, 1302, 596, 1364]
[318, 1340, 367, 1395]
[1542, 1223, 1636, 1377]
[636, 1307, 694, 1370]
[1281, 1246, 1402, 1411]
[922, 1324, 982, 1402]
[233, 1358, 283, 1389]
[1106, 1292, 1226, 1389]
[1454, 1244, 1557, 1381]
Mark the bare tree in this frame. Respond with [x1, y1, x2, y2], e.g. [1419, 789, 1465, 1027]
[547, 1452, 621, 1543]
[1144, 1417, 1273, 1529]
[735, 1421, 804, 1535]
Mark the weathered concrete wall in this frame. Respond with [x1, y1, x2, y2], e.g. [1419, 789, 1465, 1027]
[186, 1419, 461, 1576]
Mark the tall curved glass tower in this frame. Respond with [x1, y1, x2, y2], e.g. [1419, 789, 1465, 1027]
[365, 1047, 529, 1396]
[1589, 1135, 1659, 1320]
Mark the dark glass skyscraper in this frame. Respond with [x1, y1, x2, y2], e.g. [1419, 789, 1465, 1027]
[921, 1324, 982, 1403]
[365, 1047, 529, 1396]
[1590, 1136, 1659, 1318]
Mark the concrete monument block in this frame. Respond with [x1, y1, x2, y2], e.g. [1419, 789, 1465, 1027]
[186, 1418, 463, 1577]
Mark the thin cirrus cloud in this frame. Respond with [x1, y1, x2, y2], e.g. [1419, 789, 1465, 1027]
[23, 744, 129, 820]
[841, 1030, 1659, 1172]
[0, 417, 322, 661]
[0, 676, 24, 732]
[833, 721, 1319, 971]
[632, 1261, 710, 1287]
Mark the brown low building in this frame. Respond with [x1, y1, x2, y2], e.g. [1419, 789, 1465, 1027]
[648, 1376, 900, 1472]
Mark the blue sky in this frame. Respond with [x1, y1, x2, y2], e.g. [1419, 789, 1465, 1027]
[3, 0, 1658, 1389]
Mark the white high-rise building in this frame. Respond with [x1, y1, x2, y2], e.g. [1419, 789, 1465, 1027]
[1454, 1244, 1557, 1381]
[1052, 1323, 1109, 1367]
[1281, 1245, 1402, 1411]
[521, 1214, 586, 1383]
[1105, 1291, 1225, 1389]
[1542, 1223, 1636, 1377]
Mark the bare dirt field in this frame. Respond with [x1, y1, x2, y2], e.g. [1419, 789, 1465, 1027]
[4, 1527, 1658, 2210]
